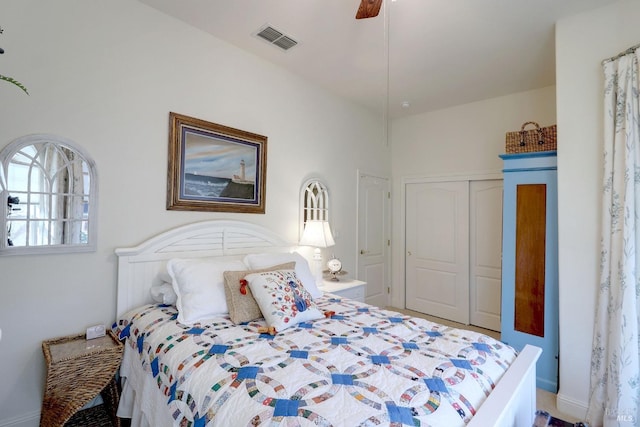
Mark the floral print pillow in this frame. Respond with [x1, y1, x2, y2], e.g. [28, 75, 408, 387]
[245, 269, 323, 332]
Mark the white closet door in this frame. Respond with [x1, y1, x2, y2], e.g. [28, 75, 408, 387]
[405, 181, 469, 324]
[469, 180, 503, 331]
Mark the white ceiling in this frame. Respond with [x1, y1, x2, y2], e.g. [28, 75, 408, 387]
[138, 0, 618, 119]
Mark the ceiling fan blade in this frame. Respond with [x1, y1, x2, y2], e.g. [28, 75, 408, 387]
[355, 0, 383, 19]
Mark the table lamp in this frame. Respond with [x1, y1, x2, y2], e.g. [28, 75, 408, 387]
[299, 220, 335, 283]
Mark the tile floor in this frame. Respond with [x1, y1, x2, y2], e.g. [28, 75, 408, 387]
[386, 307, 581, 424]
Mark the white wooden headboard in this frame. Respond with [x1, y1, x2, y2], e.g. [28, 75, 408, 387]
[115, 220, 294, 317]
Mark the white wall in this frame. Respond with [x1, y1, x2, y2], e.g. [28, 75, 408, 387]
[390, 86, 557, 308]
[0, 1, 389, 425]
[555, 0, 640, 420]
[3, 0, 633, 424]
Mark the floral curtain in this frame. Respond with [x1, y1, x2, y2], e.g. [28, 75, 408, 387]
[588, 46, 640, 427]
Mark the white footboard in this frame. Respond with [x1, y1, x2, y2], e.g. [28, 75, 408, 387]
[468, 344, 542, 427]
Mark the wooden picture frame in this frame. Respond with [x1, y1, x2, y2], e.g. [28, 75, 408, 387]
[167, 112, 267, 213]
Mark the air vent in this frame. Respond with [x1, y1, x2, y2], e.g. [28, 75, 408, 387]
[255, 25, 298, 51]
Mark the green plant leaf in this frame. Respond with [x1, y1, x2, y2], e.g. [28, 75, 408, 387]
[0, 74, 29, 95]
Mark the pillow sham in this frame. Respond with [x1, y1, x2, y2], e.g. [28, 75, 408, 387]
[245, 269, 323, 332]
[167, 258, 247, 325]
[223, 262, 296, 325]
[243, 252, 322, 298]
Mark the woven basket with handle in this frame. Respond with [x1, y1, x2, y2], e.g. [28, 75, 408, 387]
[505, 121, 557, 153]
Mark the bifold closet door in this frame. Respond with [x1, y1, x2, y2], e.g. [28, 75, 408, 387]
[405, 179, 502, 329]
[469, 180, 503, 331]
[405, 181, 470, 324]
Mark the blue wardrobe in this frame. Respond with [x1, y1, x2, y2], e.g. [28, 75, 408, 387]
[500, 151, 558, 393]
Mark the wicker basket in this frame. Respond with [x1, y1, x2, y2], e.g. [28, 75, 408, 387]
[40, 331, 123, 427]
[505, 121, 557, 153]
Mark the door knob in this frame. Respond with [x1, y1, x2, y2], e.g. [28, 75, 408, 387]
[360, 249, 369, 255]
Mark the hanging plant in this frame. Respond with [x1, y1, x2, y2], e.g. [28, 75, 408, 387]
[0, 26, 29, 95]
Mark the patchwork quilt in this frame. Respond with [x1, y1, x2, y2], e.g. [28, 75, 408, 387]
[113, 296, 516, 426]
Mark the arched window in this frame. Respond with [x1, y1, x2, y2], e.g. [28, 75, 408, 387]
[0, 134, 98, 255]
[299, 178, 330, 237]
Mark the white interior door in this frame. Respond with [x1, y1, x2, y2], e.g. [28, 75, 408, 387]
[357, 173, 390, 308]
[469, 180, 503, 331]
[405, 181, 469, 324]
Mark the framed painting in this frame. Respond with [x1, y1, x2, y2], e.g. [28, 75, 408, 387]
[167, 112, 267, 213]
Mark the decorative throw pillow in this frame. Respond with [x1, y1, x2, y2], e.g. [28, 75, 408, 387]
[223, 262, 296, 324]
[167, 258, 247, 325]
[245, 269, 323, 332]
[243, 252, 323, 298]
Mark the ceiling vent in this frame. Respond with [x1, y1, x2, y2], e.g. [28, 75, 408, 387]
[254, 25, 298, 51]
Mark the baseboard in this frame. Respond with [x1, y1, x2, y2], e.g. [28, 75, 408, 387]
[556, 391, 588, 421]
[0, 410, 39, 427]
[0, 395, 103, 427]
[536, 376, 558, 394]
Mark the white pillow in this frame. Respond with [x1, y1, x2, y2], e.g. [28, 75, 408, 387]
[157, 271, 173, 284]
[150, 281, 178, 305]
[245, 269, 323, 332]
[167, 258, 247, 325]
[243, 252, 322, 298]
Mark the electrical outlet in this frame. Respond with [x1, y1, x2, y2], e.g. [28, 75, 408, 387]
[86, 324, 106, 340]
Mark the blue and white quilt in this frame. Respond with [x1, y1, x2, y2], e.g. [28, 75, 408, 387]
[113, 295, 516, 426]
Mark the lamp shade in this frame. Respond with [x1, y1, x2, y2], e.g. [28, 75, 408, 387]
[300, 220, 335, 248]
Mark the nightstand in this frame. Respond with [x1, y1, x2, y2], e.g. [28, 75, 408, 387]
[321, 278, 366, 302]
[40, 331, 123, 427]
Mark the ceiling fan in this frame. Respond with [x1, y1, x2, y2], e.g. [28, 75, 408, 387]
[356, 0, 383, 19]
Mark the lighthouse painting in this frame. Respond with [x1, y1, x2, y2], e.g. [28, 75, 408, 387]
[167, 112, 267, 214]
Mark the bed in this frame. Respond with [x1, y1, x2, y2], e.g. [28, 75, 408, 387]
[113, 219, 541, 427]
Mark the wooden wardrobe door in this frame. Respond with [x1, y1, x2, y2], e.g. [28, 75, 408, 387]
[514, 184, 546, 337]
